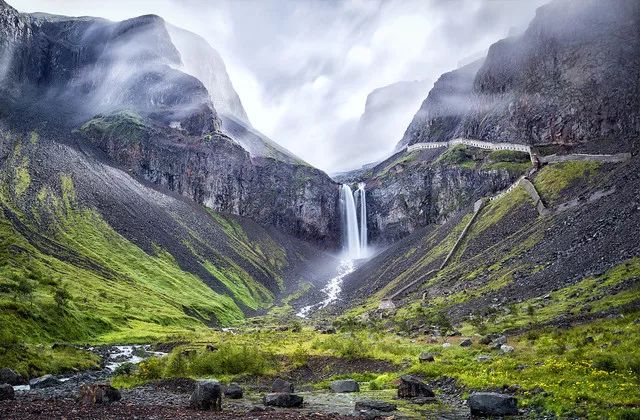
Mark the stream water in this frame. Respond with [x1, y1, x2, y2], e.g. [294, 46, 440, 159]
[296, 259, 355, 318]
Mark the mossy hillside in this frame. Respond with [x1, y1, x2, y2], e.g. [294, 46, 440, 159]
[79, 111, 147, 146]
[534, 161, 601, 202]
[0, 172, 247, 348]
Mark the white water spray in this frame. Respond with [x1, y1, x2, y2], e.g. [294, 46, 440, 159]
[341, 184, 361, 259]
[358, 183, 367, 256]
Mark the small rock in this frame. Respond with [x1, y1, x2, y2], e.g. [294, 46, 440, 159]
[448, 330, 462, 336]
[460, 338, 472, 347]
[355, 400, 397, 412]
[0, 368, 26, 386]
[330, 379, 359, 393]
[479, 335, 497, 345]
[263, 393, 303, 408]
[0, 383, 15, 401]
[79, 383, 121, 404]
[468, 392, 518, 416]
[205, 344, 218, 352]
[476, 355, 491, 362]
[442, 343, 451, 348]
[248, 405, 275, 412]
[583, 336, 594, 344]
[224, 383, 243, 399]
[190, 380, 222, 411]
[30, 374, 62, 389]
[500, 345, 515, 353]
[490, 335, 507, 349]
[419, 352, 435, 363]
[271, 378, 294, 393]
[398, 375, 435, 399]
[410, 396, 437, 404]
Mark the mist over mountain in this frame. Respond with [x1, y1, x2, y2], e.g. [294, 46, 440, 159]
[0, 0, 639, 418]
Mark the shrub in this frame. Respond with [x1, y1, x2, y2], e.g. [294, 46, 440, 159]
[189, 343, 270, 376]
[113, 362, 137, 376]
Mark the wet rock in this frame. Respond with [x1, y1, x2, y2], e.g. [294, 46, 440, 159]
[0, 368, 26, 386]
[0, 383, 15, 401]
[500, 345, 515, 353]
[355, 400, 397, 412]
[476, 355, 491, 362]
[468, 392, 518, 416]
[271, 378, 294, 393]
[263, 393, 303, 408]
[330, 379, 359, 393]
[189, 380, 222, 411]
[419, 352, 435, 362]
[30, 374, 62, 389]
[460, 338, 473, 347]
[224, 383, 243, 399]
[398, 375, 435, 399]
[79, 383, 121, 404]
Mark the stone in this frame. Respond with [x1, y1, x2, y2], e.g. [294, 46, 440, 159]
[30, 374, 62, 389]
[398, 375, 435, 399]
[263, 393, 303, 408]
[330, 379, 359, 393]
[205, 344, 218, 352]
[79, 383, 121, 404]
[355, 400, 397, 412]
[468, 392, 518, 416]
[0, 368, 26, 386]
[490, 335, 507, 349]
[419, 352, 435, 363]
[479, 334, 498, 345]
[0, 383, 15, 401]
[410, 396, 437, 405]
[476, 355, 492, 362]
[460, 338, 473, 347]
[442, 342, 451, 348]
[189, 380, 222, 411]
[224, 383, 243, 399]
[271, 378, 294, 393]
[500, 344, 515, 353]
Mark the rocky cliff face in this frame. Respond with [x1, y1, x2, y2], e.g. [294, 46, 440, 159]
[0, 1, 340, 247]
[399, 0, 640, 153]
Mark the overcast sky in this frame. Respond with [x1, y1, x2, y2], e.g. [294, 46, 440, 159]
[12, 0, 546, 172]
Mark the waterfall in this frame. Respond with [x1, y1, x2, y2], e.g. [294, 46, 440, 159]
[341, 184, 361, 259]
[358, 183, 368, 256]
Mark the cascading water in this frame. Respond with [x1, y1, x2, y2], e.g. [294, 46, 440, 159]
[341, 184, 361, 259]
[358, 183, 367, 256]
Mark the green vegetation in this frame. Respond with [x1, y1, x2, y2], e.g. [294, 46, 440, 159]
[438, 145, 477, 169]
[79, 110, 147, 145]
[204, 260, 273, 310]
[534, 161, 601, 200]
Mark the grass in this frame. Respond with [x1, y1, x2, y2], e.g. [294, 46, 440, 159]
[79, 110, 147, 146]
[534, 161, 600, 200]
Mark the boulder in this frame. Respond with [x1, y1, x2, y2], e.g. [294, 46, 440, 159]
[490, 335, 507, 349]
[442, 342, 451, 348]
[224, 383, 243, 399]
[271, 378, 294, 393]
[79, 383, 121, 404]
[398, 375, 435, 399]
[330, 379, 359, 393]
[460, 338, 473, 347]
[0, 383, 15, 401]
[0, 368, 26, 386]
[419, 352, 435, 363]
[500, 345, 515, 353]
[479, 334, 498, 345]
[355, 400, 397, 412]
[30, 374, 62, 389]
[476, 355, 492, 362]
[263, 393, 303, 408]
[468, 392, 518, 416]
[189, 380, 222, 411]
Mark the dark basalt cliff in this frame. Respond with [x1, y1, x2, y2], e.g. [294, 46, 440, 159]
[398, 0, 640, 152]
[0, 0, 340, 247]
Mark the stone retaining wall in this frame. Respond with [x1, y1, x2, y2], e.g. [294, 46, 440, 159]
[539, 153, 631, 164]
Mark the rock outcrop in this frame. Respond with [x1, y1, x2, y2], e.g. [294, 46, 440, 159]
[398, 0, 640, 153]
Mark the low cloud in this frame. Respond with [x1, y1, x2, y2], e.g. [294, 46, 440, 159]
[12, 0, 547, 172]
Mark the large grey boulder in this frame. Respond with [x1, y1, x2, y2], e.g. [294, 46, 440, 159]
[330, 379, 359, 393]
[189, 380, 222, 411]
[419, 352, 435, 363]
[271, 378, 294, 393]
[468, 392, 518, 416]
[398, 375, 435, 399]
[79, 383, 121, 404]
[263, 393, 303, 408]
[224, 383, 243, 399]
[0, 368, 25, 386]
[355, 400, 397, 412]
[0, 383, 15, 401]
[30, 374, 62, 389]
